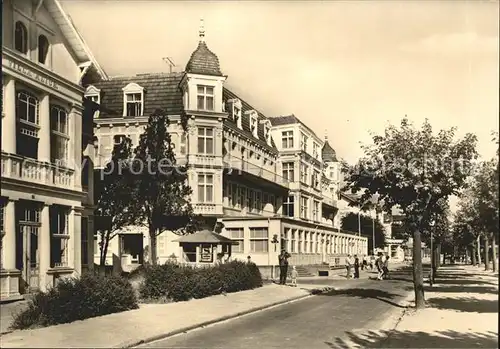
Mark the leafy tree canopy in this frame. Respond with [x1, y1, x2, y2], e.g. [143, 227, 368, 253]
[340, 212, 386, 249]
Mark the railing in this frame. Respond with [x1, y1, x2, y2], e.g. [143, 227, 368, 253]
[1, 152, 74, 189]
[223, 156, 289, 187]
[188, 154, 223, 167]
[193, 203, 223, 215]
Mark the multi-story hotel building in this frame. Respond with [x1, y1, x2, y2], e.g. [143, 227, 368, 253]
[1, 0, 105, 300]
[89, 28, 367, 269]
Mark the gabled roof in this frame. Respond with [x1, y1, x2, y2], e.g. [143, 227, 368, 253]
[173, 230, 238, 244]
[322, 139, 338, 162]
[49, 0, 108, 80]
[269, 114, 318, 139]
[185, 41, 223, 76]
[91, 72, 185, 117]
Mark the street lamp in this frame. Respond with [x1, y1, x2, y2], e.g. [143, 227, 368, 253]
[429, 219, 435, 286]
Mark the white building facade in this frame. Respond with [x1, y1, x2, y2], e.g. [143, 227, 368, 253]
[1, 0, 106, 300]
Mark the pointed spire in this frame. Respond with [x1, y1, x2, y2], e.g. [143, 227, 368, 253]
[199, 18, 205, 42]
[324, 129, 328, 141]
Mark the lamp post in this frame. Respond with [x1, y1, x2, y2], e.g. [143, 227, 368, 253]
[429, 219, 435, 286]
[370, 193, 380, 256]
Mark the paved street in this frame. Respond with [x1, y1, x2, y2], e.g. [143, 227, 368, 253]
[140, 268, 414, 349]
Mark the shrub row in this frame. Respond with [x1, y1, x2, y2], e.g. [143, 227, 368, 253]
[11, 273, 138, 330]
[140, 260, 263, 302]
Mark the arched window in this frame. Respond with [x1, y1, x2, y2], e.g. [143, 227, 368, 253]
[38, 35, 49, 64]
[16, 90, 40, 159]
[17, 91, 39, 125]
[14, 21, 28, 54]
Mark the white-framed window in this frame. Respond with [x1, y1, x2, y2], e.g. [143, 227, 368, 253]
[300, 196, 309, 219]
[283, 195, 294, 217]
[282, 162, 294, 181]
[290, 230, 296, 253]
[179, 132, 187, 154]
[264, 123, 271, 144]
[282, 131, 293, 149]
[298, 231, 303, 253]
[301, 133, 308, 152]
[229, 99, 242, 129]
[14, 21, 28, 54]
[250, 227, 268, 253]
[50, 105, 69, 165]
[49, 205, 70, 268]
[313, 200, 320, 222]
[312, 170, 320, 188]
[300, 163, 308, 184]
[226, 228, 244, 253]
[198, 174, 214, 203]
[313, 143, 319, 159]
[197, 85, 214, 111]
[197, 127, 214, 154]
[122, 83, 144, 117]
[38, 34, 50, 65]
[249, 111, 258, 137]
[16, 90, 40, 159]
[85, 85, 101, 105]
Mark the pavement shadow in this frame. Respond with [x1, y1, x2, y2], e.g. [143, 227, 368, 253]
[433, 278, 497, 286]
[428, 285, 498, 294]
[425, 296, 498, 313]
[325, 330, 498, 348]
[317, 288, 407, 308]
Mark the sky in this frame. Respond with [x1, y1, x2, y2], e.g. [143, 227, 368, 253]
[62, 0, 499, 165]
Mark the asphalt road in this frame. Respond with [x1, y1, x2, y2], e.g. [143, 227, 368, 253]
[140, 268, 414, 349]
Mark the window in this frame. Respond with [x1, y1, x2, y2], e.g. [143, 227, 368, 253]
[238, 186, 245, 208]
[281, 131, 293, 149]
[230, 99, 242, 129]
[226, 228, 244, 253]
[81, 217, 89, 266]
[179, 132, 187, 154]
[198, 174, 213, 203]
[247, 189, 254, 210]
[300, 163, 308, 183]
[50, 105, 69, 164]
[290, 230, 296, 253]
[282, 162, 294, 181]
[313, 201, 320, 222]
[249, 113, 258, 137]
[16, 90, 40, 159]
[82, 156, 90, 188]
[197, 85, 214, 111]
[309, 233, 314, 253]
[197, 127, 214, 154]
[38, 35, 49, 64]
[231, 184, 238, 207]
[300, 196, 308, 219]
[113, 134, 126, 146]
[49, 206, 69, 268]
[312, 170, 320, 188]
[298, 231, 303, 253]
[255, 191, 261, 212]
[250, 227, 268, 252]
[15, 21, 28, 54]
[283, 195, 294, 217]
[85, 85, 101, 105]
[125, 93, 142, 117]
[313, 143, 319, 159]
[301, 133, 307, 152]
[264, 124, 271, 144]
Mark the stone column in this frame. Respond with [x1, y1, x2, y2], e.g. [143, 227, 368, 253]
[2, 77, 16, 153]
[38, 204, 51, 292]
[71, 207, 83, 275]
[2, 199, 17, 270]
[38, 94, 51, 162]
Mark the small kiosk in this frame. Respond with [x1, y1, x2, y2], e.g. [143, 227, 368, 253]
[174, 230, 238, 265]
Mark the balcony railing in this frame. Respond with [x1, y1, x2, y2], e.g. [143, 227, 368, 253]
[322, 194, 337, 208]
[193, 203, 223, 215]
[1, 152, 74, 189]
[223, 156, 289, 187]
[188, 154, 223, 167]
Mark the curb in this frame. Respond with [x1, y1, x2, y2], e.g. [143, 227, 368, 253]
[119, 292, 313, 348]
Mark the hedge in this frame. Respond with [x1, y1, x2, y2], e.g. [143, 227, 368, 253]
[11, 273, 138, 330]
[140, 260, 263, 302]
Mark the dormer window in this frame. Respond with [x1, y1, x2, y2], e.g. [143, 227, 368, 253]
[260, 119, 272, 145]
[248, 111, 258, 137]
[85, 85, 101, 104]
[122, 83, 144, 117]
[229, 99, 242, 129]
[197, 85, 214, 111]
[15, 21, 28, 54]
[38, 35, 50, 64]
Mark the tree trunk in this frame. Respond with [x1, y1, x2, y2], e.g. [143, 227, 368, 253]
[484, 234, 490, 271]
[471, 245, 476, 265]
[149, 226, 158, 266]
[492, 234, 497, 273]
[412, 230, 426, 309]
[477, 235, 482, 266]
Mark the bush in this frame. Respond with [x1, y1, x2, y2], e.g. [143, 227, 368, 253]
[11, 273, 138, 330]
[140, 260, 263, 302]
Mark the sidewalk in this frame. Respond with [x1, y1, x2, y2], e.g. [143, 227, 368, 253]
[335, 264, 499, 348]
[0, 284, 311, 348]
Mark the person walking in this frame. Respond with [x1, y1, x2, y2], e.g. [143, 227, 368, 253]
[278, 249, 291, 285]
[354, 255, 360, 279]
[376, 253, 384, 280]
[345, 254, 352, 279]
[291, 266, 298, 287]
[382, 255, 390, 279]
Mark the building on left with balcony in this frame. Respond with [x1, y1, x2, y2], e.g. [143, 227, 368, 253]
[1, 0, 107, 301]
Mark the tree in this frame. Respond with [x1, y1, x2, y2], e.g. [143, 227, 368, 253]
[94, 137, 134, 269]
[126, 110, 198, 265]
[340, 212, 386, 252]
[343, 118, 478, 309]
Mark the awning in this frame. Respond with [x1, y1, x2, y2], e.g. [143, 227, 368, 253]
[173, 230, 239, 245]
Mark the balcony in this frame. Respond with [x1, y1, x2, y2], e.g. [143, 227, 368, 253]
[1, 152, 75, 189]
[188, 154, 223, 168]
[193, 203, 223, 216]
[322, 194, 338, 208]
[223, 156, 289, 191]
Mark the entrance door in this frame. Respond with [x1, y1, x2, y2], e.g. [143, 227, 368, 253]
[20, 224, 40, 292]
